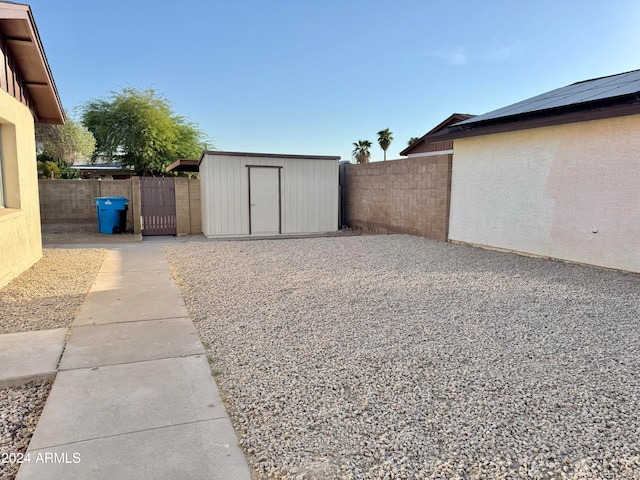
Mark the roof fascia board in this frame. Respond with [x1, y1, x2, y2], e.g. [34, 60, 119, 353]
[0, 2, 64, 124]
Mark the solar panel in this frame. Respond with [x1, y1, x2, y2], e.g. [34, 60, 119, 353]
[455, 69, 640, 126]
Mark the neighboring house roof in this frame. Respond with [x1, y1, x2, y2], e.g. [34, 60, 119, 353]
[430, 68, 640, 141]
[72, 163, 133, 178]
[400, 113, 475, 156]
[166, 159, 199, 173]
[0, 1, 64, 124]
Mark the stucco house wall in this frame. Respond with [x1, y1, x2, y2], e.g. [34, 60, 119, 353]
[0, 89, 43, 286]
[0, 2, 64, 288]
[449, 115, 640, 272]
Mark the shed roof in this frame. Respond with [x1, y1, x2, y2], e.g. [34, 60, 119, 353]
[199, 151, 341, 165]
[0, 1, 64, 124]
[166, 159, 199, 173]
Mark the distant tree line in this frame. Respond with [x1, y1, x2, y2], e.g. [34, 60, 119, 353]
[352, 130, 421, 163]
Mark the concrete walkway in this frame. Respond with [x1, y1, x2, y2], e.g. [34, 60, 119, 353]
[15, 240, 252, 480]
[0, 328, 67, 388]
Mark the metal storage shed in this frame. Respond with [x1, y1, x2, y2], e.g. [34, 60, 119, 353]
[199, 151, 340, 238]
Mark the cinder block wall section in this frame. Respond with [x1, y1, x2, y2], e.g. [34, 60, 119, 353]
[39, 179, 136, 232]
[39, 178, 201, 236]
[174, 177, 201, 235]
[39, 179, 99, 221]
[343, 155, 452, 241]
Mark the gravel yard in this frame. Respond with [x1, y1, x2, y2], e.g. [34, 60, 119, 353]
[0, 247, 106, 480]
[0, 248, 106, 335]
[167, 235, 640, 479]
[0, 380, 51, 480]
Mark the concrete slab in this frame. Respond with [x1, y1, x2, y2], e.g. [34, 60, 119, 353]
[0, 328, 67, 387]
[28, 355, 229, 450]
[16, 243, 251, 479]
[73, 270, 188, 325]
[60, 318, 204, 370]
[16, 418, 252, 480]
[99, 247, 171, 273]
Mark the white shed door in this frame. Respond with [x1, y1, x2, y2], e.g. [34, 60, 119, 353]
[249, 167, 280, 234]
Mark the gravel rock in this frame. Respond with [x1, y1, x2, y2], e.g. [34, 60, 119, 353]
[0, 248, 105, 479]
[0, 248, 106, 334]
[0, 380, 51, 480]
[166, 235, 640, 479]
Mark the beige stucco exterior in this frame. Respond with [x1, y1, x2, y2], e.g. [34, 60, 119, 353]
[449, 114, 640, 273]
[0, 88, 43, 287]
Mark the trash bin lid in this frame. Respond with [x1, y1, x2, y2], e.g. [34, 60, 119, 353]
[95, 196, 129, 207]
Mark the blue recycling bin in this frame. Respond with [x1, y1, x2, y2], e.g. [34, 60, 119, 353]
[95, 196, 128, 234]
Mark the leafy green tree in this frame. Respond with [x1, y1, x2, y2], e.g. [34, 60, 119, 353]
[37, 154, 79, 179]
[35, 112, 96, 165]
[82, 87, 208, 176]
[352, 140, 372, 164]
[377, 128, 393, 161]
[37, 160, 61, 179]
[407, 136, 421, 146]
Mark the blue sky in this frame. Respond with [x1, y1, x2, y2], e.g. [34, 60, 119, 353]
[27, 0, 640, 162]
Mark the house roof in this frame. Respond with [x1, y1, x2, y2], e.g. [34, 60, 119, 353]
[199, 150, 341, 165]
[456, 69, 640, 128]
[166, 159, 199, 173]
[400, 113, 475, 156]
[0, 1, 64, 124]
[419, 69, 640, 142]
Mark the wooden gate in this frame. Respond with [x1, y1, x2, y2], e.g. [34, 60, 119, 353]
[140, 177, 177, 235]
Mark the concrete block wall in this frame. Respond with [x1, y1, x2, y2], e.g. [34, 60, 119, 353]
[174, 177, 201, 235]
[188, 179, 202, 235]
[39, 179, 136, 232]
[39, 178, 200, 236]
[343, 155, 452, 241]
[39, 179, 99, 222]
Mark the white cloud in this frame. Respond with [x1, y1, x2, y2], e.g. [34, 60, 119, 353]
[485, 44, 521, 62]
[433, 46, 469, 66]
[428, 43, 520, 66]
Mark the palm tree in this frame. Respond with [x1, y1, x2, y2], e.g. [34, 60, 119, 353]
[352, 140, 372, 164]
[377, 128, 393, 161]
[407, 136, 421, 146]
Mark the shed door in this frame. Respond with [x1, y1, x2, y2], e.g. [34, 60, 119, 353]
[248, 167, 281, 234]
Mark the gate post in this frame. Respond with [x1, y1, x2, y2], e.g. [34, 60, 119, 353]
[174, 177, 190, 235]
[131, 176, 142, 234]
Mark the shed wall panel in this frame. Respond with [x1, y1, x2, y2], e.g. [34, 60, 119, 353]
[200, 159, 210, 235]
[200, 153, 338, 237]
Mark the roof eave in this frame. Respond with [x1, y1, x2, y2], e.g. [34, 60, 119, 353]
[429, 98, 640, 142]
[0, 2, 64, 124]
[166, 159, 199, 173]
